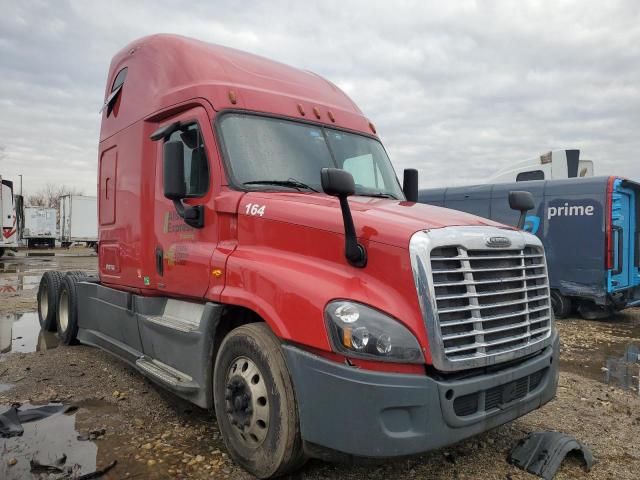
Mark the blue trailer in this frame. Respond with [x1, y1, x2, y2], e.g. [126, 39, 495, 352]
[419, 176, 640, 319]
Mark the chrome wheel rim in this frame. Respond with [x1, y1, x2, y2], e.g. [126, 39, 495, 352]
[58, 288, 69, 332]
[39, 283, 49, 320]
[225, 356, 270, 447]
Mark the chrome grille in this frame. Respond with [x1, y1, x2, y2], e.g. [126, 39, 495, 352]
[430, 245, 551, 362]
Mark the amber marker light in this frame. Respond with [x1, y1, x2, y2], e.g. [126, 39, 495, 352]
[342, 327, 353, 348]
[297, 103, 306, 116]
[228, 90, 237, 104]
[313, 107, 321, 119]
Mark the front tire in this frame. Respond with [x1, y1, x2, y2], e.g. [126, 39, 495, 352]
[56, 275, 81, 345]
[38, 271, 64, 331]
[213, 323, 305, 478]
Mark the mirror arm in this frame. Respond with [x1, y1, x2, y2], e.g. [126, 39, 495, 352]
[172, 199, 204, 229]
[338, 196, 367, 268]
[517, 211, 527, 230]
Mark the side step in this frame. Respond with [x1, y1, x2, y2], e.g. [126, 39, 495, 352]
[135, 356, 200, 392]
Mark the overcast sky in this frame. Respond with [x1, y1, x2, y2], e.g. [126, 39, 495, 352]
[1, 0, 639, 195]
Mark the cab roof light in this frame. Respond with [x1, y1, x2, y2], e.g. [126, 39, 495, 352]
[297, 103, 306, 116]
[228, 90, 237, 105]
[313, 107, 321, 119]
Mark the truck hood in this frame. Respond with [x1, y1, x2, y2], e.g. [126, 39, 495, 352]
[241, 192, 510, 249]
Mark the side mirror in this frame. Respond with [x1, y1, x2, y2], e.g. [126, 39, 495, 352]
[403, 169, 419, 202]
[321, 168, 355, 197]
[162, 140, 204, 228]
[509, 190, 535, 229]
[321, 168, 366, 268]
[163, 141, 186, 200]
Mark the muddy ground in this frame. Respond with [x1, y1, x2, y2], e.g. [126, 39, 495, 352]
[1, 253, 639, 479]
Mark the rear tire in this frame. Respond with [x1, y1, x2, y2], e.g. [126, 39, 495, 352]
[577, 300, 612, 320]
[56, 275, 81, 345]
[213, 323, 305, 478]
[550, 290, 572, 319]
[37, 271, 64, 331]
[0, 248, 5, 258]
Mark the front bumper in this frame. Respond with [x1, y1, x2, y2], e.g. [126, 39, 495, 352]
[283, 332, 559, 458]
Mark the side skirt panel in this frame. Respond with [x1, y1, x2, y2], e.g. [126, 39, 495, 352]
[77, 282, 222, 408]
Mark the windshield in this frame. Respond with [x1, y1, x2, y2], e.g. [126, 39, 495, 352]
[218, 113, 404, 199]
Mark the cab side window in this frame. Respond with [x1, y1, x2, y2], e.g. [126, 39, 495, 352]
[166, 123, 210, 197]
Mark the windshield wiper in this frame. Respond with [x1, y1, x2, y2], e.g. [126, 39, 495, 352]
[243, 178, 319, 192]
[358, 192, 398, 199]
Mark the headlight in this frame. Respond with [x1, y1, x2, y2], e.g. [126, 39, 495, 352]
[325, 300, 424, 363]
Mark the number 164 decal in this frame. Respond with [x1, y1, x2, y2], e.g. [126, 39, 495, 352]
[245, 203, 266, 216]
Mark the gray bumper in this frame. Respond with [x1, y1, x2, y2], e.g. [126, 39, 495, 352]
[283, 332, 559, 458]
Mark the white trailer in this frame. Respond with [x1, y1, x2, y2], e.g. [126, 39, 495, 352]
[0, 176, 19, 257]
[23, 207, 57, 248]
[488, 149, 594, 183]
[59, 195, 98, 247]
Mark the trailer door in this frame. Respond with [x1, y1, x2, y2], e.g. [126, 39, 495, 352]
[608, 180, 638, 291]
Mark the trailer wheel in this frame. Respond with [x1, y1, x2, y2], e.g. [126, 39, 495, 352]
[56, 275, 81, 345]
[550, 290, 572, 319]
[213, 323, 305, 478]
[577, 300, 612, 320]
[37, 271, 64, 331]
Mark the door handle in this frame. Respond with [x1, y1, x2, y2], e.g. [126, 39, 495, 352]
[155, 247, 164, 276]
[612, 226, 623, 275]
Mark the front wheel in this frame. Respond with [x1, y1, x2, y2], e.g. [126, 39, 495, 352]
[213, 323, 305, 478]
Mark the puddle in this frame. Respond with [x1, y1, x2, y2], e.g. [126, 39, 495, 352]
[0, 312, 59, 354]
[603, 344, 640, 394]
[0, 401, 116, 480]
[0, 275, 42, 293]
[560, 310, 640, 395]
[0, 397, 225, 479]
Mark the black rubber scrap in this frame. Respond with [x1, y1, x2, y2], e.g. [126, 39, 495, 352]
[508, 431, 595, 480]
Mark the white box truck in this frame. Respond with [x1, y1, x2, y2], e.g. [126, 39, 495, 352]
[23, 206, 57, 248]
[59, 195, 98, 248]
[0, 176, 19, 258]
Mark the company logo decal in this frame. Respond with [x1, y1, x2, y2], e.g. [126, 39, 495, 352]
[524, 215, 541, 235]
[485, 236, 512, 248]
[547, 203, 595, 220]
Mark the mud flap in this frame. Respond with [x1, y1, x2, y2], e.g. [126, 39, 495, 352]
[508, 431, 594, 480]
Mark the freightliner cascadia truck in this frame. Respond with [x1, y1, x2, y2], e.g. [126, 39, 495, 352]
[37, 35, 559, 478]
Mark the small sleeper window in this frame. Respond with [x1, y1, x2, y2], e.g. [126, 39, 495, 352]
[111, 67, 128, 92]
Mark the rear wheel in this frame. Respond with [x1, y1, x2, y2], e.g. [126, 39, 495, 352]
[577, 300, 612, 320]
[213, 323, 305, 478]
[550, 290, 572, 319]
[37, 271, 64, 331]
[0, 248, 5, 258]
[56, 275, 81, 345]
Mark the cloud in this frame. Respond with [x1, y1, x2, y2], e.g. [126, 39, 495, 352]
[0, 0, 638, 195]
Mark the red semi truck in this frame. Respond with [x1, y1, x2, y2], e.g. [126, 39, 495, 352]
[37, 35, 559, 478]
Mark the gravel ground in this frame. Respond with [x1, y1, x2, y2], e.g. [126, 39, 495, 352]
[1, 253, 639, 479]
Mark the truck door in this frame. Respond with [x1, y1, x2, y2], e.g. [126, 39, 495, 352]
[609, 180, 639, 292]
[152, 107, 219, 299]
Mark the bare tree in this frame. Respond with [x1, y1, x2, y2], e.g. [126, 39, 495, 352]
[27, 184, 84, 210]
